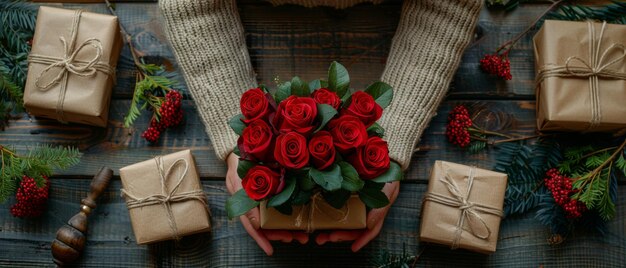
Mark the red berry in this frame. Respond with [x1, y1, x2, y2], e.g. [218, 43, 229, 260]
[141, 90, 184, 143]
[445, 105, 473, 148]
[10, 175, 50, 218]
[480, 54, 512, 80]
[543, 169, 587, 218]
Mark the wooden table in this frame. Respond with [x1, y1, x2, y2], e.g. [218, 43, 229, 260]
[1, 1, 625, 267]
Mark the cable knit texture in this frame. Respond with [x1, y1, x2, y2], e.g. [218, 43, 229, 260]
[159, 0, 482, 169]
[159, 0, 257, 161]
[379, 0, 482, 170]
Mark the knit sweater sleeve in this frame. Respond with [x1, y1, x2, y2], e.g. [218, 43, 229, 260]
[378, 0, 483, 170]
[159, 0, 257, 161]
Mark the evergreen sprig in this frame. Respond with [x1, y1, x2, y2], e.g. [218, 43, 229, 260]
[546, 1, 626, 24]
[124, 63, 176, 127]
[370, 245, 417, 268]
[0, 144, 81, 202]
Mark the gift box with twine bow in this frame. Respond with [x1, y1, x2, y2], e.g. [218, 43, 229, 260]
[534, 20, 626, 132]
[419, 161, 507, 254]
[24, 6, 122, 127]
[260, 193, 366, 232]
[120, 150, 211, 245]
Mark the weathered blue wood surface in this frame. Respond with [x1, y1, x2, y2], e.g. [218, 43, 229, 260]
[0, 1, 624, 267]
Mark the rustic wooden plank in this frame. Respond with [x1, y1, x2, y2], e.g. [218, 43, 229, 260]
[1, 180, 624, 267]
[0, 99, 537, 180]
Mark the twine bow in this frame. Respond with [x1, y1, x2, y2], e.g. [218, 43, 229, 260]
[424, 166, 503, 250]
[293, 192, 350, 233]
[121, 157, 208, 241]
[536, 21, 626, 129]
[27, 9, 115, 123]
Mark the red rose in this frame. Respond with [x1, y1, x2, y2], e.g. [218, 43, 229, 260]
[240, 119, 274, 162]
[311, 88, 341, 110]
[272, 96, 318, 135]
[341, 91, 382, 127]
[274, 132, 310, 169]
[240, 88, 272, 124]
[241, 165, 284, 201]
[328, 115, 368, 154]
[308, 131, 336, 170]
[348, 136, 390, 179]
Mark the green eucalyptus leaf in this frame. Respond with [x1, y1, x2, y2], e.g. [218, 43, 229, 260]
[309, 164, 342, 191]
[268, 176, 297, 207]
[322, 189, 352, 209]
[328, 61, 350, 97]
[226, 189, 259, 219]
[291, 76, 310, 97]
[358, 186, 389, 209]
[300, 174, 316, 191]
[338, 161, 364, 191]
[366, 122, 385, 137]
[364, 81, 393, 109]
[372, 162, 403, 183]
[228, 114, 246, 135]
[315, 104, 338, 132]
[237, 160, 256, 178]
[309, 79, 322, 90]
[275, 81, 291, 103]
[291, 189, 313, 205]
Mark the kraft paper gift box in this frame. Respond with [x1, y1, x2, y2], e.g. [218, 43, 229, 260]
[120, 150, 211, 245]
[24, 6, 122, 127]
[419, 161, 507, 254]
[260, 194, 366, 231]
[534, 20, 626, 132]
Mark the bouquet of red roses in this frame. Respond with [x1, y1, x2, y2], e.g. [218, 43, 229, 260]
[226, 62, 402, 220]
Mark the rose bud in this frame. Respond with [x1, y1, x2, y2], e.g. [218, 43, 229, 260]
[341, 91, 382, 127]
[240, 119, 274, 162]
[274, 132, 310, 169]
[272, 95, 318, 136]
[311, 88, 341, 110]
[348, 136, 391, 179]
[308, 131, 336, 170]
[328, 115, 368, 154]
[240, 88, 272, 124]
[241, 166, 283, 201]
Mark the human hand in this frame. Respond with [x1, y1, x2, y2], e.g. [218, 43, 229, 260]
[225, 153, 309, 256]
[315, 181, 400, 252]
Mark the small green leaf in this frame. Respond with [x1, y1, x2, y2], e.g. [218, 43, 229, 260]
[341, 89, 352, 107]
[226, 189, 259, 219]
[309, 79, 322, 90]
[364, 82, 393, 109]
[228, 114, 246, 135]
[338, 161, 364, 191]
[366, 122, 385, 137]
[291, 189, 313, 205]
[237, 160, 256, 178]
[275, 81, 291, 103]
[233, 146, 240, 157]
[291, 76, 310, 97]
[309, 164, 342, 191]
[358, 187, 389, 209]
[299, 175, 316, 191]
[322, 189, 352, 209]
[268, 176, 296, 207]
[315, 104, 338, 132]
[372, 162, 403, 183]
[328, 61, 350, 97]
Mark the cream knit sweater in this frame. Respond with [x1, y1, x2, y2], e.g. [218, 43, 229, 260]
[159, 0, 482, 170]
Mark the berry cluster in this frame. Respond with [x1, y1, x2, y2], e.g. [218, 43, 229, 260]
[445, 105, 473, 148]
[10, 175, 50, 218]
[544, 168, 587, 218]
[480, 53, 512, 80]
[142, 90, 183, 143]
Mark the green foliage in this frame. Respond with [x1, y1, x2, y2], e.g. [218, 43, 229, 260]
[364, 82, 393, 109]
[267, 176, 296, 207]
[124, 63, 178, 128]
[327, 61, 350, 97]
[496, 139, 561, 216]
[367, 122, 385, 138]
[322, 189, 351, 209]
[310, 164, 342, 191]
[315, 104, 337, 132]
[547, 1, 626, 24]
[358, 181, 389, 209]
[290, 76, 310, 97]
[275, 81, 291, 103]
[237, 160, 256, 179]
[225, 189, 259, 219]
[372, 162, 403, 184]
[228, 114, 246, 136]
[339, 161, 365, 192]
[0, 145, 81, 202]
[370, 245, 416, 268]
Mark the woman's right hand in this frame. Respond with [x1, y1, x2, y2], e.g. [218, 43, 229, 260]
[225, 153, 309, 256]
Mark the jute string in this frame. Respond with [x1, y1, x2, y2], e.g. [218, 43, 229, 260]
[536, 21, 626, 129]
[424, 166, 503, 249]
[121, 157, 208, 241]
[293, 192, 350, 233]
[27, 9, 115, 123]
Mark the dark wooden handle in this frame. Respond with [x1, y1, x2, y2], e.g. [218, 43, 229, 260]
[81, 167, 113, 209]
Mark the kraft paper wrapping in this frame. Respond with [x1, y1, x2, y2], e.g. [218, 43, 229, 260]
[24, 6, 122, 127]
[119, 150, 211, 245]
[533, 20, 626, 132]
[419, 161, 507, 254]
[260, 194, 366, 231]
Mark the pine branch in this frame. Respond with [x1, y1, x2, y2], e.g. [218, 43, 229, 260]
[370, 245, 417, 268]
[546, 1, 626, 24]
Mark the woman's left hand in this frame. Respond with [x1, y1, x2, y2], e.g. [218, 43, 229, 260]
[315, 181, 400, 252]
